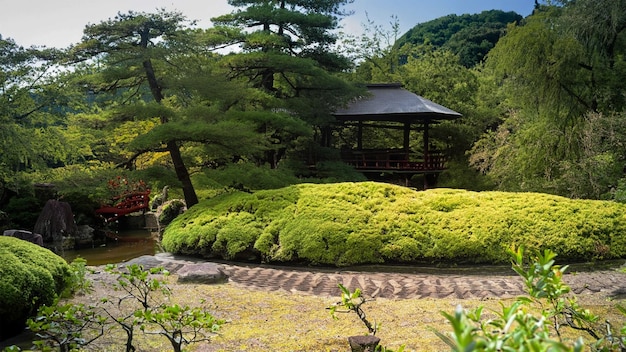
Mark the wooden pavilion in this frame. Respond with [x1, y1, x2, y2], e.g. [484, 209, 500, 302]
[333, 83, 462, 187]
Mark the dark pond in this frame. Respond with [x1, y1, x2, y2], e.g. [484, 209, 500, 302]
[61, 229, 158, 266]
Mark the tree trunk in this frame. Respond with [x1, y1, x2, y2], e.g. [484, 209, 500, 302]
[167, 140, 198, 207]
[141, 54, 198, 208]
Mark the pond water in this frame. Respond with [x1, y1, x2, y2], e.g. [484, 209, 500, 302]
[58, 228, 626, 272]
[61, 229, 158, 266]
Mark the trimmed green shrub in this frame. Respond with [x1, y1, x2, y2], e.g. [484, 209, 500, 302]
[0, 236, 71, 340]
[162, 182, 626, 266]
[158, 199, 186, 225]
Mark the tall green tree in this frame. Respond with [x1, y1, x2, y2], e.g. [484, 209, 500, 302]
[212, 0, 358, 166]
[70, 10, 265, 207]
[71, 10, 198, 206]
[341, 15, 408, 83]
[0, 36, 78, 200]
[213, 0, 353, 90]
[469, 3, 626, 198]
[559, 0, 626, 110]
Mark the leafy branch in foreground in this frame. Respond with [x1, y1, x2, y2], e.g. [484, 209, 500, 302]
[21, 257, 103, 352]
[27, 302, 107, 352]
[21, 263, 223, 352]
[328, 284, 406, 352]
[102, 263, 223, 352]
[99, 264, 172, 352]
[62, 257, 93, 298]
[434, 246, 626, 351]
[329, 283, 378, 335]
[140, 302, 223, 352]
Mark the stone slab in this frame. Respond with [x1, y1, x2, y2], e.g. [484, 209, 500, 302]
[176, 262, 228, 284]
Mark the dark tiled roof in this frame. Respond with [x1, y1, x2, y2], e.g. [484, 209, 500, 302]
[334, 83, 462, 122]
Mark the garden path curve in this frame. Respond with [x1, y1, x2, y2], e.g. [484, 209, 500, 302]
[126, 253, 626, 300]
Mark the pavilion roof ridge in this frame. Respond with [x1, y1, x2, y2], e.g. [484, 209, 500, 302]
[334, 83, 462, 122]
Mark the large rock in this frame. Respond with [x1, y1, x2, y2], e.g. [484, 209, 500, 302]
[3, 229, 43, 246]
[33, 199, 77, 242]
[121, 254, 228, 284]
[176, 262, 227, 284]
[75, 225, 94, 240]
[122, 255, 163, 269]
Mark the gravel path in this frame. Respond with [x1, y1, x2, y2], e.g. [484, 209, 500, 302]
[124, 253, 626, 300]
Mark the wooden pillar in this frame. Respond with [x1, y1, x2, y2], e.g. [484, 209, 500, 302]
[357, 120, 363, 150]
[423, 121, 430, 163]
[423, 121, 430, 190]
[403, 122, 410, 151]
[403, 122, 411, 167]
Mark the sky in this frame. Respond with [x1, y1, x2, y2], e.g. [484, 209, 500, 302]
[0, 0, 536, 49]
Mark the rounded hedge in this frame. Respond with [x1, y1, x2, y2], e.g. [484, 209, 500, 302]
[162, 182, 626, 266]
[0, 236, 71, 339]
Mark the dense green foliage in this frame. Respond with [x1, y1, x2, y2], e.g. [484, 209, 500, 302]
[470, 2, 626, 199]
[0, 37, 80, 200]
[212, 0, 359, 168]
[396, 10, 523, 67]
[0, 237, 70, 339]
[162, 182, 626, 266]
[437, 247, 626, 351]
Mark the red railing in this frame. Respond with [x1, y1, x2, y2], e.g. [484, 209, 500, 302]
[341, 149, 446, 172]
[95, 190, 151, 223]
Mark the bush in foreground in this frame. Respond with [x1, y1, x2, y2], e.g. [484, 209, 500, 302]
[436, 247, 626, 351]
[23, 264, 222, 352]
[0, 236, 71, 340]
[162, 182, 626, 266]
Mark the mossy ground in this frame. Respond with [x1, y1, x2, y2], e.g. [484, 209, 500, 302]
[70, 273, 623, 352]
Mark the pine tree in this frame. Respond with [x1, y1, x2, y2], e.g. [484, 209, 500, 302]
[212, 0, 358, 166]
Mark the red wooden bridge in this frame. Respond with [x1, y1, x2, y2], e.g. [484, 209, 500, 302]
[95, 190, 151, 223]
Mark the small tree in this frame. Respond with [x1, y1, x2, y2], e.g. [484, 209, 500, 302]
[28, 303, 107, 352]
[328, 284, 406, 352]
[28, 263, 223, 351]
[102, 264, 223, 351]
[140, 303, 223, 352]
[99, 264, 172, 351]
[329, 283, 378, 335]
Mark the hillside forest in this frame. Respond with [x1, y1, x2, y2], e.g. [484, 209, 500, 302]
[2, 0, 626, 230]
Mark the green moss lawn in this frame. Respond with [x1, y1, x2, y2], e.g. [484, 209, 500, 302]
[162, 182, 626, 266]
